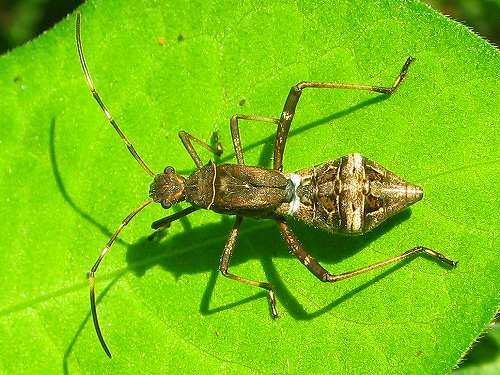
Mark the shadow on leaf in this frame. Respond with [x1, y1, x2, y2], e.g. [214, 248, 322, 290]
[124, 209, 412, 319]
[50, 92, 427, 364]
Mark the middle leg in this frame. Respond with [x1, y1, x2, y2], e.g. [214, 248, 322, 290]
[219, 215, 278, 317]
[229, 114, 279, 165]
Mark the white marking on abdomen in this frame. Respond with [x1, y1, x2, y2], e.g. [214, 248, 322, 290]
[287, 173, 301, 215]
[350, 153, 363, 174]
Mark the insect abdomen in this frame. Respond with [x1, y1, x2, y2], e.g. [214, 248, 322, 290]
[280, 153, 423, 235]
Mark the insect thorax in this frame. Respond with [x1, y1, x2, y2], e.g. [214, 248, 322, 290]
[277, 153, 423, 235]
[185, 163, 290, 217]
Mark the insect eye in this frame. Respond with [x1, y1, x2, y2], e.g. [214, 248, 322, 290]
[161, 200, 172, 209]
[164, 166, 175, 174]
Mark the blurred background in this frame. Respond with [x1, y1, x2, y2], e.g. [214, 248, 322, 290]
[0, 0, 499, 54]
[0, 0, 498, 373]
[0, 0, 83, 53]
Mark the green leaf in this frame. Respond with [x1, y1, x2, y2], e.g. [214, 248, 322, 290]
[0, 0, 498, 373]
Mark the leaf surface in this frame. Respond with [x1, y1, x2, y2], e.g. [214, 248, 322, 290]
[0, 0, 498, 373]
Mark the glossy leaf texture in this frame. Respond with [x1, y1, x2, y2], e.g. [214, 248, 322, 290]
[0, 0, 498, 373]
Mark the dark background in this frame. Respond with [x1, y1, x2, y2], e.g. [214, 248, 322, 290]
[0, 0, 83, 53]
[0, 0, 499, 54]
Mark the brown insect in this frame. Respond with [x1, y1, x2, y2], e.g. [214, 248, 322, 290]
[76, 14, 457, 357]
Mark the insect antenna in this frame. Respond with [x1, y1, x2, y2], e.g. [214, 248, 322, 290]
[88, 198, 153, 357]
[75, 14, 155, 177]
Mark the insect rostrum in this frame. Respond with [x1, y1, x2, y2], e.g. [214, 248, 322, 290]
[76, 14, 456, 358]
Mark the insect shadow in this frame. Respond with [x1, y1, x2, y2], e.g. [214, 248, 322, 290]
[50, 92, 406, 364]
[125, 207, 412, 321]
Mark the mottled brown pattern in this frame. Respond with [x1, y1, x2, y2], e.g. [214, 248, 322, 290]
[276, 153, 423, 235]
[185, 164, 289, 217]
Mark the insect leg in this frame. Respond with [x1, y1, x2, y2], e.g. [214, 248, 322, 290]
[273, 57, 415, 171]
[88, 198, 153, 358]
[277, 218, 456, 283]
[277, 218, 331, 279]
[219, 216, 278, 317]
[76, 14, 155, 177]
[151, 206, 199, 230]
[229, 114, 279, 164]
[322, 246, 457, 282]
[178, 130, 223, 169]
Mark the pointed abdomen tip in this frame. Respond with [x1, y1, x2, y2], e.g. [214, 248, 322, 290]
[406, 184, 423, 203]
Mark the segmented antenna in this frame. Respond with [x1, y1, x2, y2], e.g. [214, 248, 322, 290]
[76, 14, 155, 177]
[88, 198, 153, 357]
[76, 13, 157, 357]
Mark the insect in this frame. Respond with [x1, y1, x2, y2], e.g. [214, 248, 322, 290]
[76, 14, 457, 357]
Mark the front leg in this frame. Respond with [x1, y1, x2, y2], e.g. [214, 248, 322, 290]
[150, 206, 199, 230]
[273, 57, 415, 171]
[178, 130, 223, 169]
